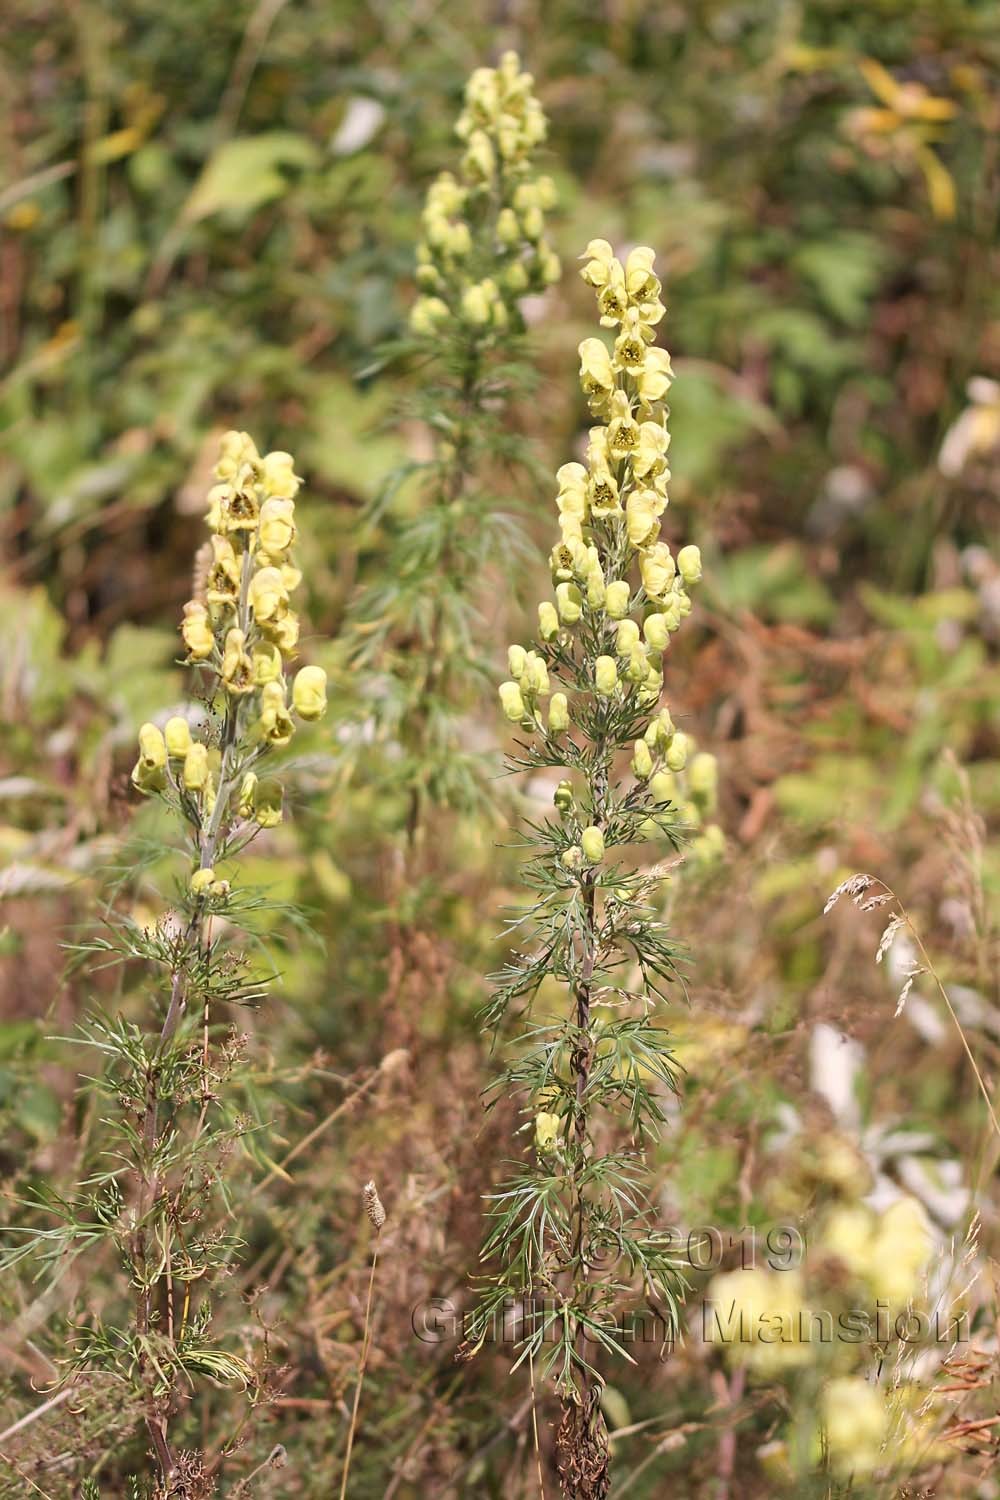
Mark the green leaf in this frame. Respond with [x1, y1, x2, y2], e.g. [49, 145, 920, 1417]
[184, 133, 321, 225]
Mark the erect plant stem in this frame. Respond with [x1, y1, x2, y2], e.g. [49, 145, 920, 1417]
[338, 1232, 382, 1500]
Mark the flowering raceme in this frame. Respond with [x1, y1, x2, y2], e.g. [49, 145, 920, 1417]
[131, 431, 327, 886]
[481, 244, 716, 1495]
[409, 51, 559, 340]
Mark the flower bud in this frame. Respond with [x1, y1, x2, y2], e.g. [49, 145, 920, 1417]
[538, 601, 559, 641]
[650, 770, 674, 804]
[252, 641, 283, 686]
[137, 722, 167, 773]
[688, 751, 718, 812]
[554, 778, 574, 814]
[581, 826, 605, 863]
[665, 731, 689, 772]
[292, 664, 328, 721]
[258, 450, 301, 500]
[259, 681, 295, 746]
[508, 644, 528, 679]
[255, 779, 283, 828]
[183, 742, 209, 791]
[595, 656, 618, 696]
[461, 282, 493, 326]
[164, 716, 192, 758]
[221, 628, 253, 694]
[257, 497, 296, 557]
[631, 738, 653, 780]
[534, 1111, 561, 1152]
[190, 867, 216, 895]
[616, 620, 640, 655]
[639, 543, 675, 601]
[561, 844, 584, 871]
[499, 681, 526, 722]
[249, 567, 289, 627]
[555, 582, 582, 624]
[605, 580, 630, 619]
[409, 296, 450, 336]
[643, 613, 670, 652]
[181, 601, 215, 660]
[677, 544, 702, 585]
[524, 653, 549, 697]
[238, 771, 258, 818]
[497, 207, 520, 245]
[548, 692, 569, 736]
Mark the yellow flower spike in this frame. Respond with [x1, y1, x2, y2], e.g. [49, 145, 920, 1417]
[534, 1111, 561, 1152]
[605, 581, 630, 619]
[249, 566, 289, 627]
[164, 716, 192, 758]
[499, 681, 526, 723]
[292, 664, 328, 722]
[238, 771, 258, 819]
[180, 600, 214, 660]
[257, 497, 296, 558]
[255, 780, 283, 828]
[548, 692, 569, 736]
[251, 641, 283, 686]
[595, 655, 618, 696]
[581, 826, 605, 864]
[538, 601, 559, 641]
[221, 628, 254, 695]
[258, 681, 295, 747]
[189, 867, 216, 895]
[182, 742, 209, 792]
[639, 543, 675, 600]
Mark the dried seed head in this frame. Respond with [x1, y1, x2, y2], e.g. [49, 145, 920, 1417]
[363, 1180, 386, 1231]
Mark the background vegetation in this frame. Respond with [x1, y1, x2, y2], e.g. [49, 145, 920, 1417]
[2, 1, 999, 1495]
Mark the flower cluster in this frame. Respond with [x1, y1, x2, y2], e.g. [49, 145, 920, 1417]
[499, 240, 717, 857]
[131, 432, 327, 888]
[481, 246, 715, 1492]
[707, 1189, 940, 1482]
[409, 51, 559, 338]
